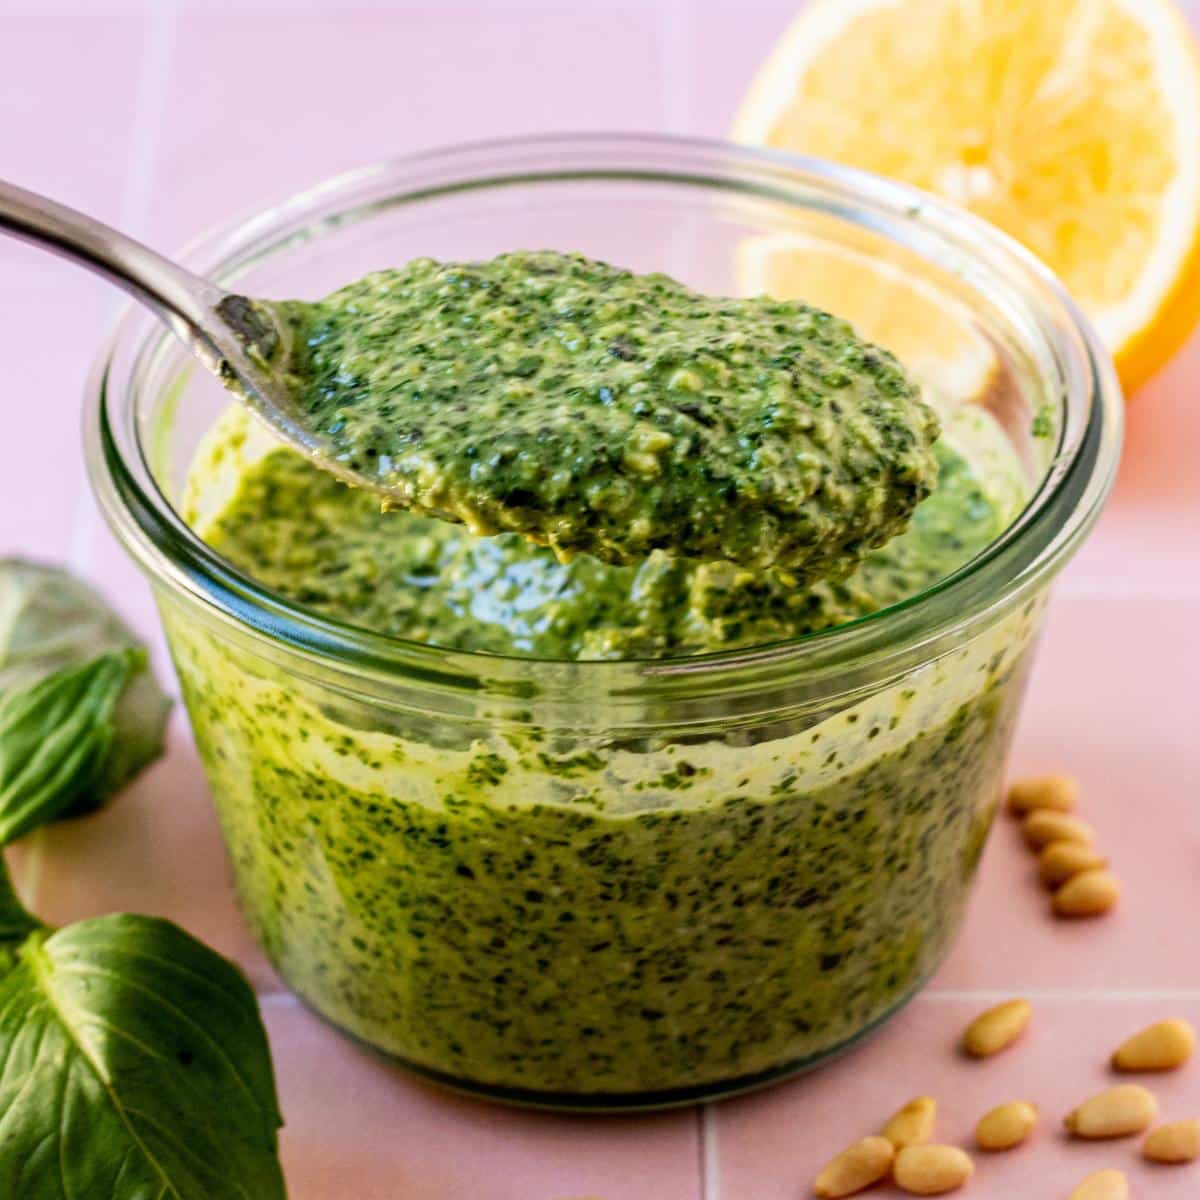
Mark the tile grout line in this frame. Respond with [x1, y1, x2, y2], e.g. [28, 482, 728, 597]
[656, 0, 692, 134]
[66, 0, 178, 579]
[699, 1102, 721, 1200]
[29, 1, 179, 914]
[1055, 582, 1200, 601]
[923, 987, 1200, 1002]
[119, 0, 180, 240]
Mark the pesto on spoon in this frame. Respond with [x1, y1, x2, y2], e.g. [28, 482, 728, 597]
[270, 251, 940, 578]
[0, 179, 938, 577]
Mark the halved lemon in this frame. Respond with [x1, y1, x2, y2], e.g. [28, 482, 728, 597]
[732, 0, 1200, 392]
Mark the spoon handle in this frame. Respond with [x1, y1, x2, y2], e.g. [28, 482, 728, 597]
[0, 178, 224, 360]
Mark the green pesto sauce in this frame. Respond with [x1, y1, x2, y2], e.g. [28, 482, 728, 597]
[274, 250, 940, 581]
[201, 439, 999, 660]
[173, 402, 1035, 1101]
[169, 582, 1040, 1099]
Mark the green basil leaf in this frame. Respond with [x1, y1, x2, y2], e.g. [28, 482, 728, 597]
[0, 559, 172, 815]
[0, 913, 287, 1199]
[0, 652, 133, 845]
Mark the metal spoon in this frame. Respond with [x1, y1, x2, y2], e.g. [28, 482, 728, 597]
[0, 179, 351, 486]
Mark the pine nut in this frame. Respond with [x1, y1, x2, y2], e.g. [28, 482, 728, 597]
[893, 1145, 974, 1195]
[1008, 774, 1078, 814]
[975, 1100, 1037, 1150]
[1023, 810, 1095, 849]
[1067, 1169, 1128, 1200]
[962, 998, 1032, 1058]
[1143, 1118, 1200, 1164]
[1038, 841, 1107, 888]
[813, 1136, 894, 1198]
[883, 1095, 937, 1149]
[1053, 869, 1120, 918]
[1113, 1018, 1196, 1072]
[1065, 1084, 1158, 1138]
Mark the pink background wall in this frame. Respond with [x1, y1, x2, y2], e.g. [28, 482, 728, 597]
[2, 2, 1199, 1196]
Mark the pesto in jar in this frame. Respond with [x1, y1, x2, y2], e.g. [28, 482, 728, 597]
[172, 394, 1034, 1102]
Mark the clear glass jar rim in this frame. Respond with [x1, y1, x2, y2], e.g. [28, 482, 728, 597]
[85, 132, 1122, 698]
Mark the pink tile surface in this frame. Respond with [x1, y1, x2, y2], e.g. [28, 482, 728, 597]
[934, 592, 1200, 991]
[145, 3, 665, 251]
[264, 996, 701, 1200]
[0, 11, 148, 232]
[717, 995, 1200, 1199]
[22, 714, 278, 990]
[0, 277, 110, 559]
[0, 8, 151, 560]
[675, 0, 798, 136]
[1060, 334, 1200, 599]
[3, 2, 1200, 1197]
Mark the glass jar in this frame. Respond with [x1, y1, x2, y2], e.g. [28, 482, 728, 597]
[86, 134, 1121, 1110]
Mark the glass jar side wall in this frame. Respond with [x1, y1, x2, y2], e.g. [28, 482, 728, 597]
[159, 583, 1046, 1107]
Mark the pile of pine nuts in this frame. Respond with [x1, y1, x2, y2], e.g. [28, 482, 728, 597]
[810, 1009, 1197, 1196]
[1007, 775, 1120, 917]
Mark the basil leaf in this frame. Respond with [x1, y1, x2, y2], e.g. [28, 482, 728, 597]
[0, 566, 288, 1196]
[0, 652, 134, 844]
[0, 912, 287, 1199]
[0, 559, 171, 815]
